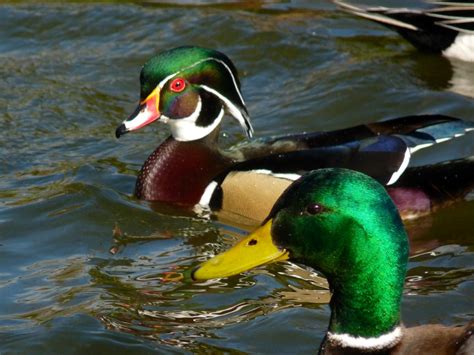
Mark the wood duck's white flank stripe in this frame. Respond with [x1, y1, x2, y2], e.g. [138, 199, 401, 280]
[387, 147, 411, 185]
[435, 137, 450, 144]
[251, 169, 301, 181]
[327, 326, 403, 351]
[197, 169, 300, 209]
[443, 33, 474, 62]
[409, 142, 435, 154]
[201, 84, 253, 138]
[409, 127, 474, 154]
[198, 181, 219, 208]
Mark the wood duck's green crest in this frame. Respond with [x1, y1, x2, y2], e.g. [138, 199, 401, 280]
[140, 46, 241, 102]
[117, 46, 253, 141]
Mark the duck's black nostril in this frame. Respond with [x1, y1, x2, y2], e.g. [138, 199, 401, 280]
[248, 239, 257, 246]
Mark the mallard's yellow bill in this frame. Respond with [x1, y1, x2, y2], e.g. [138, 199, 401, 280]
[192, 219, 289, 280]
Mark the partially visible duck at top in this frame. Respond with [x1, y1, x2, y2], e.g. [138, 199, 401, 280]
[116, 46, 474, 222]
[334, 1, 474, 62]
[192, 168, 474, 354]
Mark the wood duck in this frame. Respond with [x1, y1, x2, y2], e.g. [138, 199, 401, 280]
[116, 46, 474, 222]
[192, 168, 474, 354]
[334, 1, 474, 62]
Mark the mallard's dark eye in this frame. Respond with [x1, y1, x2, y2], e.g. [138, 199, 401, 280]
[170, 78, 186, 93]
[306, 203, 325, 215]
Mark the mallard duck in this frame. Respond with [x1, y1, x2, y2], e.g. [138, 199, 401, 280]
[115, 46, 474, 222]
[334, 1, 474, 62]
[192, 168, 473, 354]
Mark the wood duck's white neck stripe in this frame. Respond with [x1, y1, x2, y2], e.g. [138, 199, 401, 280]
[327, 326, 403, 351]
[169, 100, 224, 142]
[387, 147, 411, 185]
[201, 84, 253, 138]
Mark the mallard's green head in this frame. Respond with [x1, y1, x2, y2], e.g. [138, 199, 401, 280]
[116, 46, 252, 141]
[265, 169, 408, 280]
[193, 168, 409, 342]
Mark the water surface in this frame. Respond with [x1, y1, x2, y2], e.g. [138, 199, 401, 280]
[1, 1, 473, 353]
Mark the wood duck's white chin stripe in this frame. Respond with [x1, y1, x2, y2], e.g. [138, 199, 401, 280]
[169, 99, 224, 142]
[327, 326, 403, 351]
[387, 147, 411, 185]
[201, 85, 253, 138]
[443, 33, 474, 62]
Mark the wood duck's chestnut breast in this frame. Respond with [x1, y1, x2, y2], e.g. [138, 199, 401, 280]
[135, 137, 232, 205]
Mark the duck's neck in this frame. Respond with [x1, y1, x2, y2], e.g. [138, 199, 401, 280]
[325, 220, 408, 350]
[135, 132, 233, 205]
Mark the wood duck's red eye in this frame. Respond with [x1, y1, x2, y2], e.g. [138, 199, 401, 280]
[170, 78, 186, 93]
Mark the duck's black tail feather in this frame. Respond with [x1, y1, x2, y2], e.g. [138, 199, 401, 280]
[334, 1, 474, 52]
